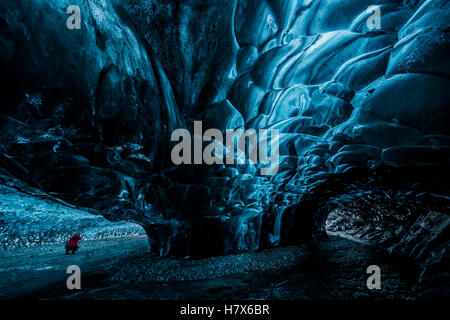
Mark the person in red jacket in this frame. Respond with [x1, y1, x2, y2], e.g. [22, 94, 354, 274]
[65, 233, 82, 255]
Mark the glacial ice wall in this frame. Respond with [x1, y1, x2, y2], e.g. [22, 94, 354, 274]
[124, 0, 450, 255]
[0, 0, 449, 257]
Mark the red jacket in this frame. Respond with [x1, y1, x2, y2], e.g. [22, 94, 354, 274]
[67, 233, 81, 247]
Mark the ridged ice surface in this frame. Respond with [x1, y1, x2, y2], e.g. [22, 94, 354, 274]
[0, 0, 449, 257]
[125, 0, 449, 255]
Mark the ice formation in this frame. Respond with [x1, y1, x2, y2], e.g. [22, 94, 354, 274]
[0, 1, 448, 291]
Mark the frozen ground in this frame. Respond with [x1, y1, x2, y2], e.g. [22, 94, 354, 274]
[0, 184, 149, 299]
[0, 237, 149, 299]
[29, 236, 415, 300]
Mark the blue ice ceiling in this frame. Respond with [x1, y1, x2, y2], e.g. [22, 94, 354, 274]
[0, 0, 449, 256]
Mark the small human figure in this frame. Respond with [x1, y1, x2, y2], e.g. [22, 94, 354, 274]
[244, 223, 257, 252]
[65, 233, 82, 255]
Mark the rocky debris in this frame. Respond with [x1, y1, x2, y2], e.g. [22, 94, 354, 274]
[35, 237, 414, 300]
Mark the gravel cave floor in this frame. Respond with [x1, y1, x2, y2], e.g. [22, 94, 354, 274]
[7, 235, 424, 301]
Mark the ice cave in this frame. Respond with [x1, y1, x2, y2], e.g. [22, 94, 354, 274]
[0, 0, 449, 300]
